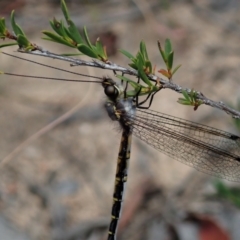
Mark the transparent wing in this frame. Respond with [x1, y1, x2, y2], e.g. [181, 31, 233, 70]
[126, 108, 240, 182]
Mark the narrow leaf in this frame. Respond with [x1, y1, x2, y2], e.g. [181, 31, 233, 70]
[67, 19, 84, 43]
[164, 39, 172, 59]
[51, 18, 62, 35]
[49, 18, 67, 38]
[11, 11, 25, 37]
[77, 44, 98, 58]
[83, 26, 92, 48]
[140, 41, 149, 60]
[0, 42, 18, 48]
[138, 65, 152, 86]
[189, 90, 194, 102]
[119, 49, 135, 59]
[167, 51, 174, 70]
[64, 25, 74, 40]
[157, 40, 167, 63]
[61, 0, 70, 21]
[17, 34, 30, 48]
[145, 60, 152, 74]
[116, 75, 140, 89]
[59, 20, 69, 38]
[95, 38, 106, 58]
[42, 31, 75, 47]
[172, 64, 181, 75]
[0, 18, 6, 34]
[137, 52, 145, 67]
[182, 90, 190, 101]
[116, 75, 147, 97]
[177, 99, 192, 105]
[129, 63, 138, 70]
[0, 18, 5, 28]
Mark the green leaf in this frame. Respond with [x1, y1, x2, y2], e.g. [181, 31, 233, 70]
[178, 90, 203, 109]
[0, 18, 5, 28]
[61, 0, 70, 21]
[136, 52, 145, 67]
[42, 31, 75, 47]
[119, 49, 134, 59]
[116, 75, 140, 89]
[0, 42, 18, 48]
[190, 90, 198, 102]
[172, 64, 181, 75]
[0, 18, 6, 35]
[42, 37, 75, 48]
[116, 75, 149, 97]
[17, 34, 30, 48]
[11, 10, 25, 37]
[67, 19, 84, 43]
[177, 99, 192, 105]
[60, 20, 70, 38]
[129, 62, 138, 70]
[182, 90, 190, 101]
[189, 91, 194, 101]
[77, 44, 98, 58]
[64, 25, 76, 41]
[145, 60, 152, 73]
[158, 40, 167, 63]
[95, 39, 105, 57]
[167, 51, 174, 70]
[138, 65, 152, 86]
[140, 41, 148, 60]
[83, 26, 92, 48]
[164, 39, 172, 59]
[49, 19, 61, 35]
[50, 18, 73, 43]
[49, 18, 68, 38]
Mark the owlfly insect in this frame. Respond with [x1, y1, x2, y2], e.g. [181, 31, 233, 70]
[1, 52, 240, 240]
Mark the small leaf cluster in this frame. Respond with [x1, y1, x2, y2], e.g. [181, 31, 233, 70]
[158, 39, 181, 80]
[120, 38, 181, 87]
[42, 0, 108, 61]
[0, 12, 34, 49]
[119, 41, 162, 95]
[0, 0, 184, 103]
[178, 89, 203, 110]
[120, 41, 154, 75]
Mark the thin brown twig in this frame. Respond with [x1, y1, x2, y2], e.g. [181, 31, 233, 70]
[14, 49, 240, 119]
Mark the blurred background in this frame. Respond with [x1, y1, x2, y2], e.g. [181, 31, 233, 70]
[1, 0, 240, 239]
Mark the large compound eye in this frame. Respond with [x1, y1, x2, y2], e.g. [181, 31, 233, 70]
[104, 85, 119, 99]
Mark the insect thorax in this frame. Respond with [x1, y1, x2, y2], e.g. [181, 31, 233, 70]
[104, 98, 136, 128]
